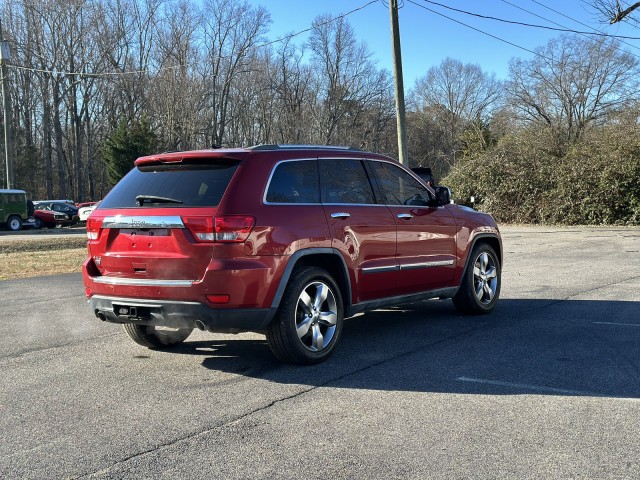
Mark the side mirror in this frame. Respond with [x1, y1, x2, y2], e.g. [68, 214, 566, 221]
[435, 186, 452, 206]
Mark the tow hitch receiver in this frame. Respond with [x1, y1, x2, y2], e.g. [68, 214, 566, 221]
[113, 304, 151, 320]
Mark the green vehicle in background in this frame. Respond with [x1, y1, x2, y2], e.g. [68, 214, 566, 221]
[0, 189, 29, 231]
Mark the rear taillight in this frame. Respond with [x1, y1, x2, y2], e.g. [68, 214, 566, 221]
[86, 217, 103, 240]
[214, 216, 255, 243]
[183, 215, 255, 243]
[183, 216, 214, 242]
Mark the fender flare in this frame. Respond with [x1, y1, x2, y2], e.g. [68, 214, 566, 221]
[270, 248, 352, 310]
[456, 233, 502, 289]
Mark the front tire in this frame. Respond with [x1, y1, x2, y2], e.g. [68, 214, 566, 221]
[123, 324, 193, 349]
[7, 215, 22, 231]
[453, 243, 501, 315]
[266, 267, 344, 365]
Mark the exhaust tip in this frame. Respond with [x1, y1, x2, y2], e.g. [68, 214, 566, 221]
[195, 320, 207, 331]
[96, 311, 107, 322]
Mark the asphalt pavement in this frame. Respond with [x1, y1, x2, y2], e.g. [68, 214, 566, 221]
[1, 226, 639, 479]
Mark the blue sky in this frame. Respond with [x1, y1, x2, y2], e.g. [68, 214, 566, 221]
[247, 0, 640, 87]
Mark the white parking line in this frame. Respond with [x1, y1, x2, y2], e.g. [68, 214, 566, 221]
[593, 322, 640, 327]
[456, 377, 595, 396]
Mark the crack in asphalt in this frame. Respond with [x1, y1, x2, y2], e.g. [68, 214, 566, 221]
[41, 272, 640, 478]
[0, 333, 122, 361]
[559, 274, 640, 304]
[2, 293, 85, 308]
[75, 326, 481, 479]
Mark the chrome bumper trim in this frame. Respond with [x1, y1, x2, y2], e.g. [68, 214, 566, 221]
[91, 276, 194, 287]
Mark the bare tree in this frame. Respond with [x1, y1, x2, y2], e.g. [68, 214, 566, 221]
[308, 14, 390, 146]
[150, 0, 203, 151]
[507, 34, 639, 149]
[585, 0, 640, 24]
[271, 38, 313, 144]
[200, 0, 270, 147]
[97, 0, 161, 122]
[410, 57, 502, 170]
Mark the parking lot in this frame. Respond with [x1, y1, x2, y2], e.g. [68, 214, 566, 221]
[1, 225, 639, 478]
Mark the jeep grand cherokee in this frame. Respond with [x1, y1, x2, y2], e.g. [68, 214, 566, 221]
[83, 145, 502, 364]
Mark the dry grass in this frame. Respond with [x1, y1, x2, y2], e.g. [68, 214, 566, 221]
[0, 237, 88, 280]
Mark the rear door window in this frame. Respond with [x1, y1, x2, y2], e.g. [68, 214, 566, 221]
[99, 161, 240, 208]
[265, 160, 320, 204]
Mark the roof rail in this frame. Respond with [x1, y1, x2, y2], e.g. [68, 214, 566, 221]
[248, 144, 361, 151]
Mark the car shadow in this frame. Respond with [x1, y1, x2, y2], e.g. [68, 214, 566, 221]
[171, 298, 640, 399]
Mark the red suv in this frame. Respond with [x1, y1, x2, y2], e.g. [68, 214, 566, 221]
[83, 145, 502, 364]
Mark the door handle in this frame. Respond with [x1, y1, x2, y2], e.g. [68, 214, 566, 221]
[397, 213, 413, 220]
[331, 212, 351, 219]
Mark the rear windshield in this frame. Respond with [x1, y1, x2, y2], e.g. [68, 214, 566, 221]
[99, 161, 240, 208]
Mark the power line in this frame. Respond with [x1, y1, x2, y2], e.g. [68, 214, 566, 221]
[405, 0, 555, 63]
[502, 0, 592, 31]
[526, 0, 640, 52]
[6, 0, 380, 78]
[500, 0, 640, 69]
[421, 0, 640, 40]
[249, 0, 380, 51]
[502, 0, 640, 64]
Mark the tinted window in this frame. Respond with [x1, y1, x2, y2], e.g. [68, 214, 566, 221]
[51, 203, 77, 213]
[5, 194, 24, 203]
[266, 160, 319, 203]
[320, 159, 375, 204]
[100, 161, 240, 208]
[369, 161, 431, 206]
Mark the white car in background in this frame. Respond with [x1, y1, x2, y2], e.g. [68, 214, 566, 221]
[78, 202, 99, 222]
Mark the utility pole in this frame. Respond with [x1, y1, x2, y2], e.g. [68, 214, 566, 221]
[0, 18, 12, 189]
[389, 0, 408, 165]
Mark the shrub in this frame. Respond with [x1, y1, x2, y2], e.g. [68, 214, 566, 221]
[444, 126, 640, 225]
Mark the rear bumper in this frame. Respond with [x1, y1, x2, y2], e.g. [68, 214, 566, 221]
[90, 295, 276, 333]
[83, 254, 288, 309]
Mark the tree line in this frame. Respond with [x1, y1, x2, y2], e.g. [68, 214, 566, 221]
[1, 0, 639, 224]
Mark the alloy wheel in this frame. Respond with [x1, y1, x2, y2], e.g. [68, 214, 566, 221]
[473, 251, 498, 305]
[295, 281, 338, 352]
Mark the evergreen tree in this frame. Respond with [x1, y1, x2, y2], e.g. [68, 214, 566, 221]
[102, 117, 156, 185]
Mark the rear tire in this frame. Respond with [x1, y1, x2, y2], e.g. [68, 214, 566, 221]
[453, 243, 501, 315]
[123, 324, 193, 349]
[266, 267, 343, 365]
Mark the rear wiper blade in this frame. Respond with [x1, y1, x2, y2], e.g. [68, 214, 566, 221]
[136, 195, 183, 206]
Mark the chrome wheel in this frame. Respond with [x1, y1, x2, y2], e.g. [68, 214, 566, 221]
[473, 251, 498, 305]
[453, 243, 501, 315]
[266, 267, 344, 364]
[295, 281, 338, 352]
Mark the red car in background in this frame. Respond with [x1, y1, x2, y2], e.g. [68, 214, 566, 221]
[32, 209, 70, 229]
[33, 200, 79, 228]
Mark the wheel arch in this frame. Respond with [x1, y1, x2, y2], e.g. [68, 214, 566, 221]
[270, 248, 352, 312]
[473, 234, 502, 266]
[457, 233, 502, 288]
